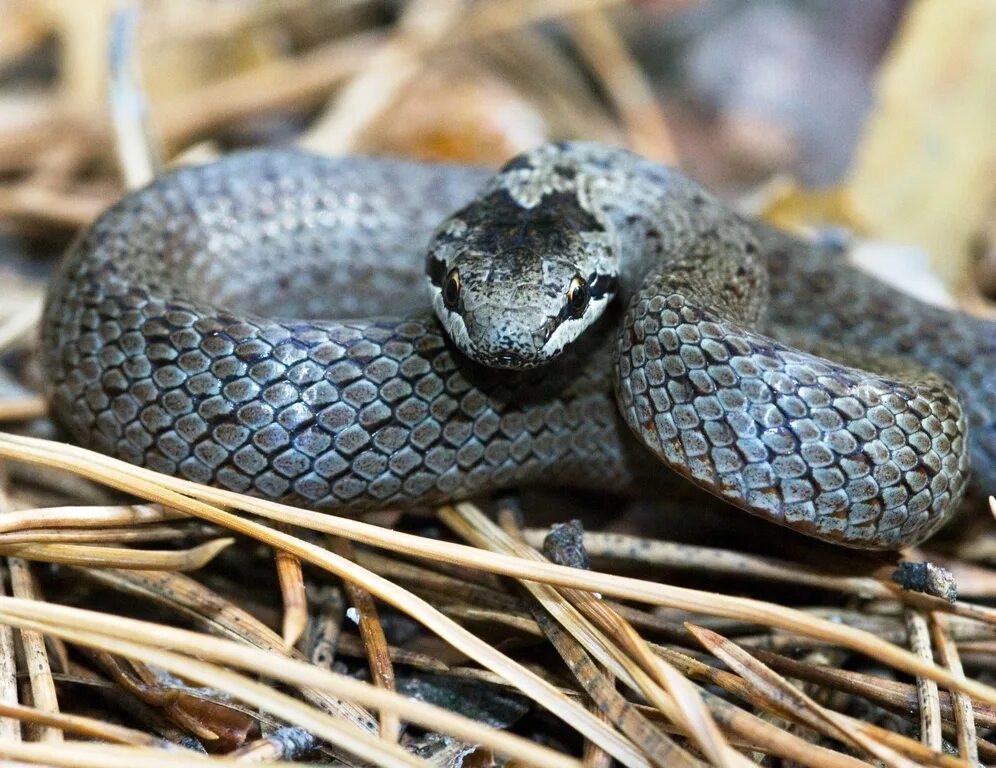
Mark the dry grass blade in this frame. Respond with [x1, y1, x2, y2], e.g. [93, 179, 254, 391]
[522, 528, 888, 598]
[592, 600, 745, 767]
[514, 576, 869, 768]
[470, 509, 740, 766]
[931, 612, 979, 763]
[0, 294, 42, 353]
[937, 598, 996, 628]
[584, 722, 613, 768]
[0, 596, 581, 768]
[0, 504, 186, 534]
[0, 700, 171, 748]
[229, 726, 316, 762]
[0, 740, 256, 768]
[356, 549, 520, 611]
[335, 633, 450, 673]
[83, 646, 252, 747]
[0, 433, 662, 767]
[441, 603, 542, 636]
[567, 9, 677, 163]
[745, 647, 996, 731]
[824, 697, 984, 766]
[639, 650, 877, 768]
[108, 5, 161, 188]
[306, 585, 344, 669]
[80, 567, 379, 740]
[443, 598, 880, 767]
[303, 0, 466, 153]
[0, 523, 211, 545]
[530, 599, 702, 768]
[2, 613, 426, 768]
[654, 635, 981, 765]
[1, 433, 994, 712]
[906, 609, 943, 749]
[6, 461, 117, 506]
[451, 575, 651, 766]
[0, 538, 232, 570]
[0, 559, 18, 742]
[461, 0, 626, 38]
[494, 599, 920, 767]
[0, 396, 47, 423]
[156, 30, 384, 149]
[687, 624, 939, 768]
[273, 522, 308, 649]
[330, 537, 400, 743]
[7, 557, 61, 743]
[0, 183, 111, 228]
[68, 0, 622, 157]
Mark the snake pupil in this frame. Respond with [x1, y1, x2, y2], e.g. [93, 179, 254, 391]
[443, 268, 461, 309]
[567, 275, 589, 318]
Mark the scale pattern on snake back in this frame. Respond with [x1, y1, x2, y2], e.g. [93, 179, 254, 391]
[40, 145, 994, 549]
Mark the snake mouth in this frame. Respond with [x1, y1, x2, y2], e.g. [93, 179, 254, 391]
[457, 338, 548, 369]
[463, 333, 555, 370]
[495, 352, 524, 367]
[487, 350, 551, 370]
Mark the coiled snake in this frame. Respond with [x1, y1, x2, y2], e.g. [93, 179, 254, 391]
[42, 143, 996, 549]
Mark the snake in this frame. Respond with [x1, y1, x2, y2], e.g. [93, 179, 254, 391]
[40, 142, 996, 550]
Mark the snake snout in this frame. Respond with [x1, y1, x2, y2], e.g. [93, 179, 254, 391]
[463, 314, 550, 369]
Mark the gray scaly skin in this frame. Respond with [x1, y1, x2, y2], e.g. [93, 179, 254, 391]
[41, 143, 993, 549]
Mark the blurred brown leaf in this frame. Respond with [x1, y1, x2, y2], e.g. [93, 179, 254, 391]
[849, 0, 996, 293]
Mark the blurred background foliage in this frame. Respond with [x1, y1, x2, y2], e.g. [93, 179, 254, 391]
[2, 0, 995, 444]
[0, 1, 991, 272]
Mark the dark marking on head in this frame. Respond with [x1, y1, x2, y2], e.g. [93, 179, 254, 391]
[588, 272, 617, 300]
[426, 253, 448, 287]
[500, 154, 534, 173]
[435, 188, 603, 257]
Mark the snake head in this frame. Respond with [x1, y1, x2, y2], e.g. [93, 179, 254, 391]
[426, 184, 617, 370]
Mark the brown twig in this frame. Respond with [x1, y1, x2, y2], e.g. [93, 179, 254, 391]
[7, 558, 62, 742]
[0, 183, 112, 230]
[522, 528, 889, 598]
[305, 585, 344, 670]
[302, 0, 468, 153]
[0, 565, 19, 743]
[688, 624, 943, 768]
[273, 522, 308, 649]
[0, 504, 185, 535]
[329, 537, 400, 743]
[905, 609, 943, 750]
[0, 433, 993, 713]
[0, 538, 233, 571]
[0, 397, 48, 423]
[0, 295, 43, 354]
[108, 5, 162, 188]
[932, 612, 979, 763]
[567, 8, 678, 163]
[77, 567, 379, 742]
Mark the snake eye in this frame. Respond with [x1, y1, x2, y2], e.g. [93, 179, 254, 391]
[443, 268, 461, 310]
[566, 275, 589, 318]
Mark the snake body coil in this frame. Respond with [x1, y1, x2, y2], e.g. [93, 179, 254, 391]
[42, 144, 996, 549]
